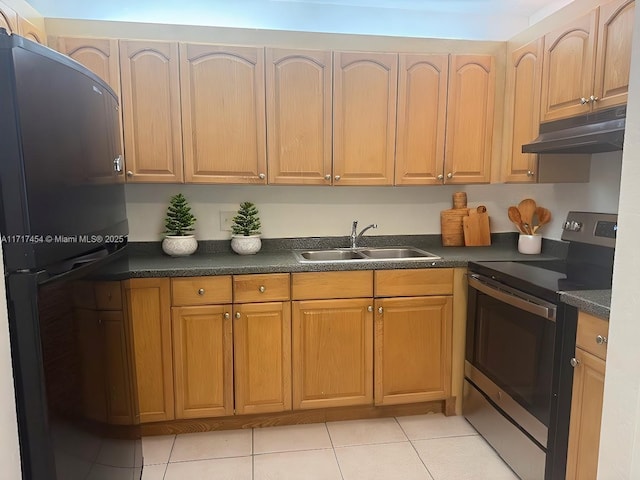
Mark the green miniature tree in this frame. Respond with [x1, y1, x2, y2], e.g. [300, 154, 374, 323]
[231, 202, 261, 236]
[164, 193, 196, 236]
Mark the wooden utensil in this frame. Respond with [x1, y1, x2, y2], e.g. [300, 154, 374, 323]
[463, 206, 491, 246]
[518, 198, 537, 229]
[508, 206, 526, 233]
[533, 207, 551, 233]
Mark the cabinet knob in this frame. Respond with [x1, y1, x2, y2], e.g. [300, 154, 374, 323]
[324, 174, 331, 181]
[437, 174, 444, 181]
[334, 175, 341, 181]
[367, 305, 373, 312]
[570, 357, 580, 367]
[527, 170, 535, 177]
[447, 172, 453, 179]
[596, 335, 608, 345]
[580, 97, 590, 105]
[378, 306, 383, 314]
[235, 312, 241, 319]
[590, 95, 599, 103]
[259, 285, 266, 293]
[258, 173, 266, 180]
[224, 312, 230, 320]
[197, 288, 205, 296]
[126, 170, 133, 177]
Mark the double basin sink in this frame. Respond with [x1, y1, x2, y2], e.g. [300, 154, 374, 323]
[293, 246, 441, 263]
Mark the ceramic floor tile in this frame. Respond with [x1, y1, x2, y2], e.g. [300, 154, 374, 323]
[164, 456, 252, 480]
[335, 441, 433, 480]
[169, 430, 252, 462]
[142, 435, 175, 465]
[253, 423, 332, 454]
[254, 448, 342, 480]
[141, 463, 167, 480]
[95, 438, 137, 468]
[327, 417, 408, 447]
[397, 413, 478, 440]
[413, 436, 519, 480]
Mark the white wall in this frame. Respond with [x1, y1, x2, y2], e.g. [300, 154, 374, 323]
[125, 152, 622, 242]
[598, 3, 640, 478]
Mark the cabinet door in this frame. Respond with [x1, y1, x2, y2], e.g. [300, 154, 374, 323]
[120, 40, 183, 183]
[101, 311, 134, 425]
[266, 48, 332, 185]
[18, 17, 45, 45]
[292, 298, 373, 409]
[502, 39, 543, 183]
[374, 296, 452, 406]
[57, 38, 121, 94]
[541, 10, 598, 121]
[593, 0, 635, 110]
[333, 52, 397, 186]
[75, 308, 107, 422]
[181, 44, 266, 184]
[234, 302, 291, 414]
[0, 1, 17, 35]
[444, 55, 495, 184]
[565, 348, 606, 480]
[124, 278, 174, 423]
[395, 54, 448, 185]
[172, 305, 233, 418]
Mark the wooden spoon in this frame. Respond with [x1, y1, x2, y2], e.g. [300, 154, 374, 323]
[508, 206, 526, 233]
[533, 207, 551, 233]
[518, 198, 537, 230]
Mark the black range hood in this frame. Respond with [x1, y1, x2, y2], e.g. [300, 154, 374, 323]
[522, 105, 626, 154]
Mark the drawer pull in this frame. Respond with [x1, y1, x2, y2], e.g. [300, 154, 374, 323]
[259, 285, 266, 293]
[224, 312, 230, 320]
[378, 307, 383, 314]
[596, 335, 608, 345]
[570, 357, 580, 367]
[197, 288, 205, 296]
[367, 305, 373, 312]
[235, 312, 241, 319]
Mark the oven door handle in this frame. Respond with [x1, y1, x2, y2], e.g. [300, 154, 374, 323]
[468, 274, 557, 321]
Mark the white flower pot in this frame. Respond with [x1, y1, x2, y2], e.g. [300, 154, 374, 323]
[162, 235, 198, 257]
[231, 234, 262, 255]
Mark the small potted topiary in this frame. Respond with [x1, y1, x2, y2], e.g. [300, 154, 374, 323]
[230, 201, 262, 255]
[162, 193, 198, 256]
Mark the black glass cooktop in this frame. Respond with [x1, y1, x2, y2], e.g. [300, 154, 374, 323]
[469, 259, 613, 302]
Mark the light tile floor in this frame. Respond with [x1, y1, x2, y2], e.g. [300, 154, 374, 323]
[141, 413, 520, 480]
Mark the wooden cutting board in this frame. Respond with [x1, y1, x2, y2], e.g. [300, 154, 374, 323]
[463, 206, 491, 246]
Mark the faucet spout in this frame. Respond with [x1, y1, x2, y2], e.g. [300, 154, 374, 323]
[350, 221, 377, 248]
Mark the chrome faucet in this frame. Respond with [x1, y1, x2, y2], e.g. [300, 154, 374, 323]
[351, 220, 378, 248]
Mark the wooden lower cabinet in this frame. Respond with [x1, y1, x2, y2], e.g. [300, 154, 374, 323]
[292, 298, 374, 409]
[374, 296, 452, 405]
[234, 302, 292, 414]
[75, 308, 107, 422]
[172, 305, 234, 419]
[124, 278, 174, 423]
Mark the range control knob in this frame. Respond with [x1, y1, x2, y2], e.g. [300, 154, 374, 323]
[563, 220, 583, 232]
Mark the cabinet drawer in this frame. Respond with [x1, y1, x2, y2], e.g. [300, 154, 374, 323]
[233, 273, 290, 303]
[171, 276, 232, 306]
[95, 282, 123, 310]
[576, 311, 609, 361]
[292, 271, 373, 300]
[374, 268, 453, 297]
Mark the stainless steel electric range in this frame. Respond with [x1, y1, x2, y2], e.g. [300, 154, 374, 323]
[464, 211, 616, 480]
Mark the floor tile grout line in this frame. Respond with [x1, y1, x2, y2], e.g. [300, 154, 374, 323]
[251, 428, 255, 480]
[325, 422, 346, 480]
[395, 415, 438, 480]
[161, 434, 177, 479]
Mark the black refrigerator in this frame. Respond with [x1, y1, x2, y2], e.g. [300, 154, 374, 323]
[0, 30, 140, 479]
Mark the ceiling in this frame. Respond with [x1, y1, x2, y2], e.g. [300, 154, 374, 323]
[25, 0, 575, 40]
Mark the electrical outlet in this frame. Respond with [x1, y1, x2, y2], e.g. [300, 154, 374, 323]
[220, 211, 236, 231]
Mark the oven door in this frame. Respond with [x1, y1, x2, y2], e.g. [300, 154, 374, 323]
[466, 273, 557, 446]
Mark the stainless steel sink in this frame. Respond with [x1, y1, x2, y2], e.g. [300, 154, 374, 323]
[293, 246, 440, 263]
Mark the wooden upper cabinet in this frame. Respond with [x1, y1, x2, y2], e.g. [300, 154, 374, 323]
[395, 54, 448, 185]
[266, 48, 332, 185]
[0, 1, 17, 35]
[18, 17, 45, 45]
[333, 52, 397, 186]
[594, 0, 635, 110]
[120, 40, 184, 183]
[181, 44, 266, 184]
[541, 10, 598, 121]
[57, 38, 121, 94]
[444, 55, 495, 184]
[502, 38, 543, 183]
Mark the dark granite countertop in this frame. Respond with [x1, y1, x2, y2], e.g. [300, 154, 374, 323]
[104, 233, 610, 317]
